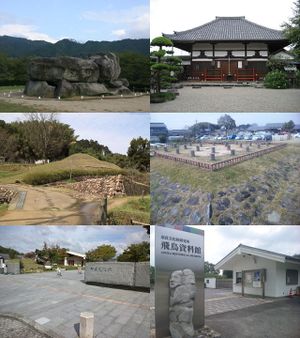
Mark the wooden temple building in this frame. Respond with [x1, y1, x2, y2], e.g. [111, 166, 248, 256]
[163, 17, 289, 81]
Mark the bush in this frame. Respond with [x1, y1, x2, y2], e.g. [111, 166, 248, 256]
[150, 92, 176, 103]
[295, 70, 300, 88]
[23, 168, 124, 185]
[264, 70, 289, 89]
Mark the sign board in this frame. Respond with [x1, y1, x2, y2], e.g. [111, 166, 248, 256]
[155, 226, 204, 338]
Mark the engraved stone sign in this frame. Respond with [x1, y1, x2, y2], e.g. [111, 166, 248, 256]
[155, 226, 204, 338]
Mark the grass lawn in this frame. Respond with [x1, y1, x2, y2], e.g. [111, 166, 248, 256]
[151, 144, 300, 194]
[0, 154, 123, 185]
[108, 195, 150, 225]
[0, 100, 38, 112]
[0, 85, 24, 93]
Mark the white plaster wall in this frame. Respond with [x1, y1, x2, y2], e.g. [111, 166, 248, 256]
[205, 278, 216, 288]
[193, 43, 213, 50]
[247, 42, 268, 50]
[215, 43, 244, 50]
[231, 255, 278, 297]
[275, 262, 300, 297]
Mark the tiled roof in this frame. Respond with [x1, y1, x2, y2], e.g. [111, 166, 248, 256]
[164, 17, 286, 41]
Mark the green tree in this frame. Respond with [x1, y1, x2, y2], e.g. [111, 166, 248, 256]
[282, 120, 295, 132]
[127, 137, 150, 171]
[86, 244, 116, 262]
[204, 261, 220, 276]
[217, 114, 236, 135]
[150, 36, 181, 93]
[117, 241, 150, 262]
[282, 0, 300, 60]
[35, 242, 68, 264]
[69, 139, 112, 160]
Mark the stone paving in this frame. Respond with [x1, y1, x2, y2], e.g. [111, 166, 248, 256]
[0, 316, 51, 338]
[151, 147, 300, 225]
[0, 270, 150, 338]
[150, 86, 300, 112]
[204, 289, 274, 317]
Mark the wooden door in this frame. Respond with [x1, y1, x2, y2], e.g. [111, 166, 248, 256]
[220, 60, 238, 80]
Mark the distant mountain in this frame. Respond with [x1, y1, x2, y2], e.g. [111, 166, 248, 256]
[0, 36, 149, 57]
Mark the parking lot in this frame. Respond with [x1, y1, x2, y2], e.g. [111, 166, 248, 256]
[0, 271, 150, 338]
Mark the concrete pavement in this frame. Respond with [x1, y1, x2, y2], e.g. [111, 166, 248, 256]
[0, 270, 150, 338]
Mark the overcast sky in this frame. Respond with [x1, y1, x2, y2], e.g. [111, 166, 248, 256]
[0, 226, 149, 256]
[0, 113, 149, 155]
[0, 0, 149, 42]
[150, 226, 300, 266]
[150, 113, 300, 129]
[151, 0, 295, 54]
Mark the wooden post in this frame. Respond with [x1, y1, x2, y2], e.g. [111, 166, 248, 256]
[99, 196, 107, 225]
[80, 312, 94, 338]
[231, 149, 235, 156]
[164, 146, 168, 152]
[196, 145, 200, 151]
[176, 148, 180, 154]
[211, 147, 215, 154]
[210, 153, 216, 161]
[190, 150, 195, 157]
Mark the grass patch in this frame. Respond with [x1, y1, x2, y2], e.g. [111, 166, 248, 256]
[0, 100, 38, 112]
[151, 144, 300, 194]
[0, 203, 8, 215]
[0, 85, 24, 93]
[20, 258, 44, 273]
[0, 154, 124, 185]
[108, 195, 150, 225]
[150, 92, 176, 103]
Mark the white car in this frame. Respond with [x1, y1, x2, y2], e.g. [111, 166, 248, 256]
[294, 133, 300, 138]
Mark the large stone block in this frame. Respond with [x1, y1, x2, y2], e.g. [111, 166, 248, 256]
[90, 53, 121, 82]
[24, 80, 55, 98]
[28, 57, 99, 83]
[73, 83, 108, 96]
[135, 262, 150, 288]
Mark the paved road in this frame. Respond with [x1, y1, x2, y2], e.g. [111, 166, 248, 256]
[0, 185, 97, 225]
[206, 297, 300, 338]
[151, 87, 300, 112]
[0, 270, 150, 338]
[205, 288, 274, 316]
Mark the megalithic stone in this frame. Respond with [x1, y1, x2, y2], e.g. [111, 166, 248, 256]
[231, 149, 235, 156]
[196, 145, 200, 151]
[211, 147, 215, 154]
[210, 153, 216, 161]
[190, 150, 195, 157]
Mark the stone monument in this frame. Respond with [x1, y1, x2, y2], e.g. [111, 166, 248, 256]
[24, 53, 131, 98]
[169, 269, 196, 338]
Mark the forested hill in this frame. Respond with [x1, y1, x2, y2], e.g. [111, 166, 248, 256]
[0, 36, 149, 57]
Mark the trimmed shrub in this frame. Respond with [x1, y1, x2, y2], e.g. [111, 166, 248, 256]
[264, 70, 289, 89]
[150, 92, 176, 103]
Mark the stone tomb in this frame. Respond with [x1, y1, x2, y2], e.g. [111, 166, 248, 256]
[24, 53, 131, 98]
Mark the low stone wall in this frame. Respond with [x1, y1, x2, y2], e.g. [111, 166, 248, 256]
[155, 143, 287, 171]
[0, 186, 17, 204]
[84, 262, 150, 288]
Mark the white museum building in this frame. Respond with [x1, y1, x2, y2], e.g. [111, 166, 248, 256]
[215, 244, 300, 297]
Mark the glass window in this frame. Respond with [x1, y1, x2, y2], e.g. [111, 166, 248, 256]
[236, 272, 242, 284]
[286, 270, 298, 285]
[238, 61, 243, 69]
[217, 61, 221, 68]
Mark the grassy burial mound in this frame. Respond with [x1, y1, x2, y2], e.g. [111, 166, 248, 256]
[22, 153, 123, 185]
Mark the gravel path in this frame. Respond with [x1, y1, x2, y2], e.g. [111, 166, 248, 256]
[151, 87, 300, 112]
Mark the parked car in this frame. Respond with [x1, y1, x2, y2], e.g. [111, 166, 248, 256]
[252, 134, 263, 140]
[263, 134, 272, 141]
[294, 133, 300, 138]
[227, 134, 237, 140]
[235, 135, 244, 140]
[200, 135, 209, 140]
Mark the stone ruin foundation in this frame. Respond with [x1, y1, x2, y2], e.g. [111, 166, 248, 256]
[24, 53, 131, 98]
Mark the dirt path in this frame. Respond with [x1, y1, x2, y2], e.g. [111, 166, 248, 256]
[0, 185, 90, 225]
[0, 94, 149, 112]
[108, 196, 132, 209]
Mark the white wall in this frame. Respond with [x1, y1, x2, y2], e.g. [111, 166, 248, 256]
[231, 255, 278, 297]
[205, 277, 216, 288]
[275, 262, 300, 297]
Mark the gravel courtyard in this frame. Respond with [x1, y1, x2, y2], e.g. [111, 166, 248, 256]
[151, 87, 300, 112]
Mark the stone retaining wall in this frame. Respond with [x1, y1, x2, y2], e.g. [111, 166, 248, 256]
[0, 186, 17, 204]
[155, 143, 287, 171]
[84, 262, 150, 288]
